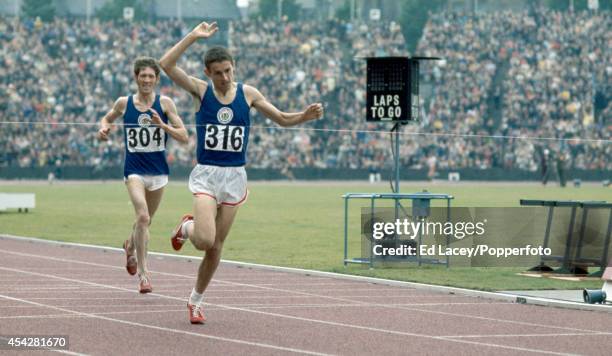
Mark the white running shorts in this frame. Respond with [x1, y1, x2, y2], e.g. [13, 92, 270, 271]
[188, 164, 248, 206]
[125, 174, 168, 191]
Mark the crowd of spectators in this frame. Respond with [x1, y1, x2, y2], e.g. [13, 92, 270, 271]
[0, 8, 609, 174]
[500, 7, 611, 170]
[417, 7, 610, 171]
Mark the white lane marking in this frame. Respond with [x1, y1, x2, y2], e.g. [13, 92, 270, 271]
[0, 249, 605, 334]
[23, 297, 504, 306]
[0, 234, 606, 312]
[443, 332, 612, 339]
[0, 266, 581, 356]
[0, 302, 511, 320]
[1, 301, 506, 309]
[0, 293, 333, 356]
[0, 304, 186, 309]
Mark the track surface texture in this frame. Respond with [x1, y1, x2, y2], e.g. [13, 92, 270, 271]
[0, 236, 611, 355]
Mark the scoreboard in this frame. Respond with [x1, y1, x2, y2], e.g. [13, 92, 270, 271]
[366, 57, 439, 122]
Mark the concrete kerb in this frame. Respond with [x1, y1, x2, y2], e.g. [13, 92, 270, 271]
[1, 233, 610, 313]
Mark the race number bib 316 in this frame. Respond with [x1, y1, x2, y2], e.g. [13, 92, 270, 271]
[204, 124, 245, 152]
[126, 127, 165, 153]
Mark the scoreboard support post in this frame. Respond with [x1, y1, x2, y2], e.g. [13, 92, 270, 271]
[366, 56, 440, 194]
[394, 124, 400, 197]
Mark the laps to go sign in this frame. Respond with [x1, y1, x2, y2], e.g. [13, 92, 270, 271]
[370, 94, 402, 120]
[366, 57, 413, 122]
[365, 56, 439, 122]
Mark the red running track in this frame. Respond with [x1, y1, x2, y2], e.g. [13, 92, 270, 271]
[0, 236, 611, 355]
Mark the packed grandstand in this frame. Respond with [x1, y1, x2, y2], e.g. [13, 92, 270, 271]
[0, 7, 610, 173]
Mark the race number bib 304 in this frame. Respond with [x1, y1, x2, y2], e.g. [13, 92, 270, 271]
[126, 127, 165, 153]
[204, 124, 245, 152]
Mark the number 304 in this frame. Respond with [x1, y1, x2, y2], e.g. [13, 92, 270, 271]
[127, 127, 162, 148]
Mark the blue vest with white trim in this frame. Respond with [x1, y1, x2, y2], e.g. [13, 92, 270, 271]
[195, 83, 250, 167]
[123, 95, 169, 177]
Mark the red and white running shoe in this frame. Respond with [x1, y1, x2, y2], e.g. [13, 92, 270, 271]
[187, 303, 206, 324]
[138, 275, 152, 294]
[171, 214, 193, 251]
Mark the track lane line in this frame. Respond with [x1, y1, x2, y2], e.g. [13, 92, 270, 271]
[0, 265, 585, 355]
[443, 332, 612, 339]
[0, 293, 333, 356]
[0, 249, 603, 335]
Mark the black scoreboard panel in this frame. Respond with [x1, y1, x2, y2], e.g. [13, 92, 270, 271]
[365, 56, 438, 122]
[366, 57, 411, 122]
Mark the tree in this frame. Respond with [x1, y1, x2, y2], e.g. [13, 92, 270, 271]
[400, 0, 447, 53]
[95, 0, 147, 22]
[21, 0, 56, 22]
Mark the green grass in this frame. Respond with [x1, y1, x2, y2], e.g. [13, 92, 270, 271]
[1, 181, 608, 291]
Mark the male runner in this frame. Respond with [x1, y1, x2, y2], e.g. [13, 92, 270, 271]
[98, 57, 188, 293]
[159, 22, 323, 323]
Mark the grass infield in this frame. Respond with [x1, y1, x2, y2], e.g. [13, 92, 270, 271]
[1, 180, 608, 291]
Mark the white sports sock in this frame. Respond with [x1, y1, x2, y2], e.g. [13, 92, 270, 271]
[189, 288, 204, 305]
[181, 220, 194, 239]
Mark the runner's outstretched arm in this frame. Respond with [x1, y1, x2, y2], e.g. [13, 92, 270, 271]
[159, 21, 218, 98]
[246, 85, 323, 127]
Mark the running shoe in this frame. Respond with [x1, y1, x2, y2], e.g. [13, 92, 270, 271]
[187, 303, 206, 324]
[171, 214, 193, 251]
[139, 274, 152, 294]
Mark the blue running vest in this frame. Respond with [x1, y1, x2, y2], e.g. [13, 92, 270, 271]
[195, 83, 250, 167]
[123, 95, 169, 177]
